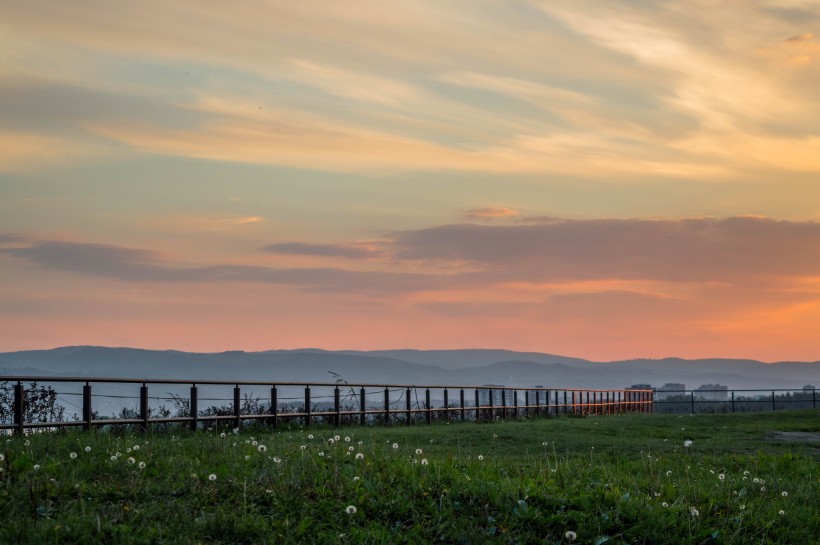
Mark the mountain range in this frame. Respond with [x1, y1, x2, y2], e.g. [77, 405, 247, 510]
[1, 346, 818, 391]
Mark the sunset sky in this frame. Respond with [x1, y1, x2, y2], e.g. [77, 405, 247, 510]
[2, 1, 820, 361]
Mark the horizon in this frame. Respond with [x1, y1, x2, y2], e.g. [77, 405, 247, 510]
[2, 2, 820, 362]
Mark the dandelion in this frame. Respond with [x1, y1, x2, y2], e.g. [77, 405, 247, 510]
[348, 446, 354, 452]
[478, 455, 484, 461]
[689, 507, 699, 517]
[328, 438, 335, 445]
[273, 456, 282, 463]
[69, 452, 77, 459]
[353, 476, 360, 481]
[0, 454, 4, 462]
[33, 464, 40, 471]
[666, 471, 672, 477]
[753, 478, 760, 483]
[739, 504, 745, 510]
[718, 473, 725, 481]
[779, 510, 785, 516]
[300, 445, 307, 450]
[415, 449, 423, 455]
[245, 455, 251, 461]
[258, 445, 267, 453]
[138, 462, 146, 469]
[127, 457, 135, 464]
[564, 530, 577, 541]
[743, 470, 750, 476]
[392, 443, 399, 449]
[653, 491, 661, 497]
[110, 455, 117, 462]
[781, 491, 788, 497]
[344, 436, 351, 442]
[133, 445, 139, 451]
[24, 440, 30, 446]
[683, 440, 693, 448]
[308, 434, 314, 440]
[662, 502, 669, 508]
[232, 427, 239, 434]
[318, 452, 325, 457]
[252, 440, 258, 446]
[84, 446, 91, 453]
[334, 435, 340, 442]
[208, 474, 217, 481]
[346, 505, 357, 514]
[542, 441, 548, 446]
[355, 453, 364, 460]
[760, 487, 766, 492]
[421, 459, 428, 465]
[220, 432, 226, 438]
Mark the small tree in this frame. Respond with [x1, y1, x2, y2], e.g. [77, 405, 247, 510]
[0, 381, 66, 424]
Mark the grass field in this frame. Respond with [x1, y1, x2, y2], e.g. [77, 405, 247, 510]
[1, 410, 817, 544]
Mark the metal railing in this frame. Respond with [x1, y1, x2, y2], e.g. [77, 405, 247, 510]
[0, 376, 653, 434]
[653, 388, 817, 414]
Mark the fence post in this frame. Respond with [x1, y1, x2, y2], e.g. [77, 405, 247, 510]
[82, 382, 92, 431]
[334, 386, 341, 427]
[425, 388, 432, 425]
[405, 388, 412, 425]
[271, 386, 278, 428]
[443, 389, 449, 423]
[233, 385, 241, 429]
[360, 387, 366, 426]
[384, 387, 390, 425]
[140, 384, 149, 432]
[460, 388, 466, 421]
[814, 388, 816, 409]
[489, 389, 494, 420]
[304, 386, 311, 427]
[772, 390, 776, 411]
[690, 391, 695, 414]
[475, 389, 480, 422]
[190, 385, 198, 431]
[534, 390, 540, 417]
[524, 391, 529, 418]
[513, 390, 519, 418]
[13, 381, 24, 435]
[731, 391, 735, 413]
[501, 389, 506, 419]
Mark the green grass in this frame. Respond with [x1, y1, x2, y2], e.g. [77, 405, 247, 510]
[1, 410, 818, 544]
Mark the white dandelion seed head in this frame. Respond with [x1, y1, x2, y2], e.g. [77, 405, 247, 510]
[683, 440, 693, 448]
[718, 474, 725, 481]
[0, 454, 4, 462]
[421, 459, 428, 465]
[355, 453, 364, 460]
[245, 455, 251, 461]
[348, 446, 354, 452]
[781, 491, 788, 497]
[208, 474, 217, 481]
[392, 443, 399, 449]
[542, 441, 548, 446]
[478, 455, 484, 461]
[328, 438, 335, 445]
[127, 457, 135, 464]
[308, 434, 314, 440]
[662, 502, 669, 508]
[416, 449, 423, 455]
[743, 470, 750, 476]
[220, 432, 226, 438]
[133, 445, 139, 451]
[138, 461, 146, 469]
[353, 476, 360, 481]
[760, 486, 766, 492]
[689, 507, 699, 517]
[779, 510, 785, 516]
[653, 492, 660, 497]
[666, 471, 672, 477]
[300, 445, 307, 450]
[753, 478, 760, 483]
[564, 530, 577, 541]
[84, 446, 91, 453]
[252, 441, 258, 446]
[126, 448, 132, 453]
[273, 456, 281, 463]
[318, 452, 325, 457]
[344, 436, 351, 442]
[346, 505, 357, 514]
[258, 445, 267, 452]
[24, 440, 30, 446]
[334, 435, 340, 442]
[110, 456, 117, 462]
[232, 427, 239, 434]
[69, 452, 77, 459]
[739, 504, 745, 510]
[33, 464, 40, 471]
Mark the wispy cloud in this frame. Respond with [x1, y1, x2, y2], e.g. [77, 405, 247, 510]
[463, 207, 518, 220]
[264, 242, 385, 260]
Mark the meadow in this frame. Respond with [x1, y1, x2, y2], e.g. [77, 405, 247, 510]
[0, 410, 817, 544]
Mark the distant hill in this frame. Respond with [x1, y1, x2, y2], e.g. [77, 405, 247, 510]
[1, 346, 818, 391]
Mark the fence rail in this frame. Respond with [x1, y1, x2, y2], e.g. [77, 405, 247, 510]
[653, 388, 817, 414]
[0, 376, 653, 434]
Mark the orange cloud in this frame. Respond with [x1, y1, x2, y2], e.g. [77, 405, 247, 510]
[463, 207, 518, 220]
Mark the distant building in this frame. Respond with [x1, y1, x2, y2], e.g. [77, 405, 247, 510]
[803, 385, 816, 392]
[695, 384, 728, 401]
[657, 383, 686, 400]
[626, 384, 654, 391]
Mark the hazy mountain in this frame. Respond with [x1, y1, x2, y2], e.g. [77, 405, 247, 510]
[1, 346, 818, 391]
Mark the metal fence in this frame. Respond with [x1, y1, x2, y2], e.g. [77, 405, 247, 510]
[653, 388, 818, 414]
[0, 376, 653, 434]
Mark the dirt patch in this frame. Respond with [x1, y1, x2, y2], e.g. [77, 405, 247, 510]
[765, 431, 820, 443]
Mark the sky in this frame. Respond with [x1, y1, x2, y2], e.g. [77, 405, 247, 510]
[2, 1, 820, 362]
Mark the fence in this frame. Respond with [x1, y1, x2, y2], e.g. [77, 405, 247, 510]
[0, 376, 653, 434]
[653, 388, 818, 414]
